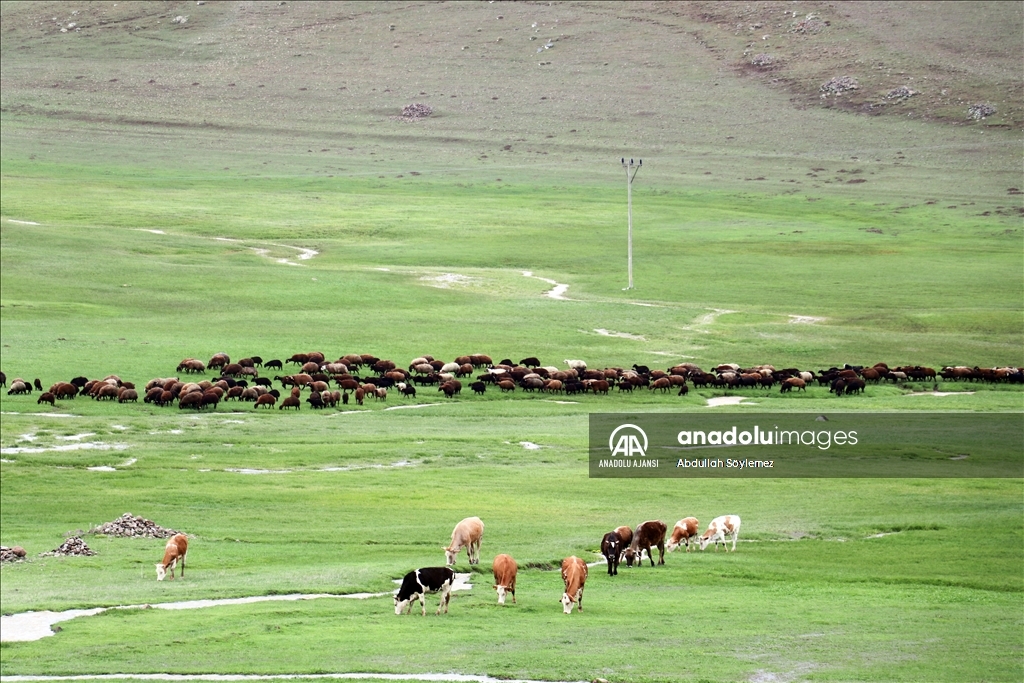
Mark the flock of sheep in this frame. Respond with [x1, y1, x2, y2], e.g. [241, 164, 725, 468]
[5, 351, 1019, 410]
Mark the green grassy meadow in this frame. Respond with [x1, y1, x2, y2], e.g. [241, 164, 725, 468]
[1, 2, 1022, 682]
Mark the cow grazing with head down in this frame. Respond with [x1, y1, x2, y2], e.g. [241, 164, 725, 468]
[666, 517, 700, 552]
[560, 556, 588, 614]
[394, 567, 455, 616]
[625, 520, 667, 567]
[444, 516, 484, 565]
[699, 515, 742, 552]
[492, 553, 518, 605]
[601, 531, 623, 575]
[155, 533, 188, 581]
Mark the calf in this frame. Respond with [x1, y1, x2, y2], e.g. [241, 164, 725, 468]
[666, 517, 700, 552]
[560, 556, 588, 614]
[625, 520, 666, 567]
[394, 567, 455, 616]
[444, 516, 484, 565]
[601, 531, 622, 575]
[699, 515, 741, 552]
[492, 553, 518, 605]
[613, 525, 633, 561]
[155, 533, 188, 581]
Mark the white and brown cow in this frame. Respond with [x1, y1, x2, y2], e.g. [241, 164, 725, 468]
[699, 514, 742, 551]
[394, 566, 456, 616]
[443, 516, 483, 566]
[155, 533, 188, 581]
[560, 555, 588, 614]
[666, 517, 700, 553]
[625, 520, 667, 567]
[492, 553, 518, 605]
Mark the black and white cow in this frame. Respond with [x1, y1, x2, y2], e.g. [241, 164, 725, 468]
[394, 567, 456, 616]
[601, 531, 622, 576]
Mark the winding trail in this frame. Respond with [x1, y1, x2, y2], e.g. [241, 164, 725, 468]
[521, 271, 570, 300]
[132, 231, 318, 267]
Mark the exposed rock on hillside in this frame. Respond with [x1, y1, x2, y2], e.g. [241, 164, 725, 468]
[1, 546, 27, 562]
[820, 76, 858, 96]
[401, 103, 433, 119]
[88, 512, 180, 538]
[42, 537, 95, 556]
[968, 103, 996, 120]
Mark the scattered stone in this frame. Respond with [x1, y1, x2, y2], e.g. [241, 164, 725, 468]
[1, 546, 27, 562]
[172, 15, 187, 24]
[885, 86, 917, 100]
[967, 103, 996, 120]
[400, 103, 433, 119]
[87, 512, 180, 538]
[750, 53, 775, 67]
[792, 16, 827, 34]
[820, 76, 858, 96]
[42, 537, 95, 557]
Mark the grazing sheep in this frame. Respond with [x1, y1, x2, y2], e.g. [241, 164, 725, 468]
[52, 382, 78, 399]
[7, 380, 30, 395]
[0, 371, 5, 387]
[565, 359, 587, 372]
[177, 358, 206, 374]
[208, 353, 230, 370]
[400, 384, 417, 398]
[37, 392, 56, 406]
[95, 384, 120, 401]
[780, 378, 806, 393]
[179, 392, 203, 410]
[33, 378, 43, 391]
[264, 359, 283, 371]
[254, 393, 277, 409]
[355, 387, 365, 405]
[118, 388, 139, 403]
[279, 396, 301, 410]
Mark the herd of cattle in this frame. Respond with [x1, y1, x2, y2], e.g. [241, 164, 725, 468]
[396, 514, 741, 616]
[4, 351, 1022, 409]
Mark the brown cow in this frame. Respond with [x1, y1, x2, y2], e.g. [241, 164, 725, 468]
[560, 556, 588, 613]
[492, 553, 518, 605]
[625, 520, 667, 567]
[155, 533, 188, 581]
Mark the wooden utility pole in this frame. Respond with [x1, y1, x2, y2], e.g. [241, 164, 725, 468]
[622, 157, 641, 290]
